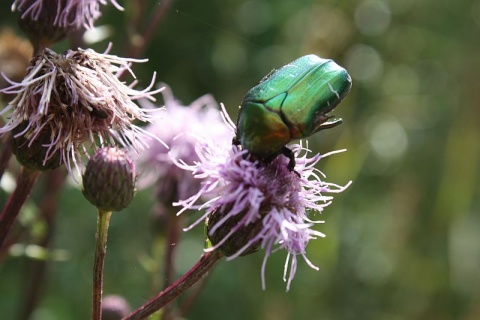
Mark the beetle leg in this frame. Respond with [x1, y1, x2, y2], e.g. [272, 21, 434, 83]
[232, 136, 241, 146]
[280, 147, 295, 171]
[280, 147, 300, 177]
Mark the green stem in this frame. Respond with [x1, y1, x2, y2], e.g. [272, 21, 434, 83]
[0, 167, 40, 247]
[91, 209, 112, 320]
[124, 250, 223, 320]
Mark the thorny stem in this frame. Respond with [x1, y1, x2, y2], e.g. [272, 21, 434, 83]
[0, 167, 40, 247]
[91, 209, 113, 320]
[124, 250, 223, 320]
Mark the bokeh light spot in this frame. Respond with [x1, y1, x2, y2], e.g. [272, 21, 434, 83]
[368, 117, 408, 161]
[236, 0, 272, 35]
[345, 44, 383, 83]
[211, 38, 247, 77]
[355, 0, 391, 36]
[382, 64, 420, 96]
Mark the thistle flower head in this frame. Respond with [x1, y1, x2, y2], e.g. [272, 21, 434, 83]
[82, 147, 137, 212]
[12, 0, 124, 30]
[175, 108, 350, 291]
[135, 86, 232, 205]
[0, 46, 163, 176]
[11, 0, 123, 49]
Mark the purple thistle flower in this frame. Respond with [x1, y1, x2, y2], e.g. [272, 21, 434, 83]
[135, 86, 232, 204]
[0, 45, 163, 176]
[12, 0, 123, 30]
[174, 108, 351, 291]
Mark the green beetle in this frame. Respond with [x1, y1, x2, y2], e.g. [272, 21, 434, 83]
[235, 54, 352, 170]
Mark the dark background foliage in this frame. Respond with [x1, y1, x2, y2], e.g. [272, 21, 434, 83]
[1, 0, 480, 319]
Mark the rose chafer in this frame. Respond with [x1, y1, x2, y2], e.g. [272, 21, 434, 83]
[235, 54, 352, 170]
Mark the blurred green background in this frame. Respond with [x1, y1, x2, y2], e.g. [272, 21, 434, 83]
[1, 0, 480, 319]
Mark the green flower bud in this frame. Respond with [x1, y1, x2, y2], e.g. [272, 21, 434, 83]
[82, 147, 137, 212]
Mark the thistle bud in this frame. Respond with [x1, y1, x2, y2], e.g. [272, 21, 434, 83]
[82, 147, 137, 212]
[14, 1, 69, 50]
[101, 295, 131, 320]
[12, 0, 125, 51]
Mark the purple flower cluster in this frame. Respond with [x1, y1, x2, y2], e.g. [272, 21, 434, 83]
[135, 86, 232, 203]
[175, 109, 351, 291]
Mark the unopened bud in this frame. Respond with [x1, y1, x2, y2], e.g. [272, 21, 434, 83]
[82, 147, 137, 212]
[101, 295, 131, 320]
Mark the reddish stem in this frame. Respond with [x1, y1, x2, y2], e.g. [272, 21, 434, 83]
[0, 167, 40, 247]
[124, 250, 223, 320]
